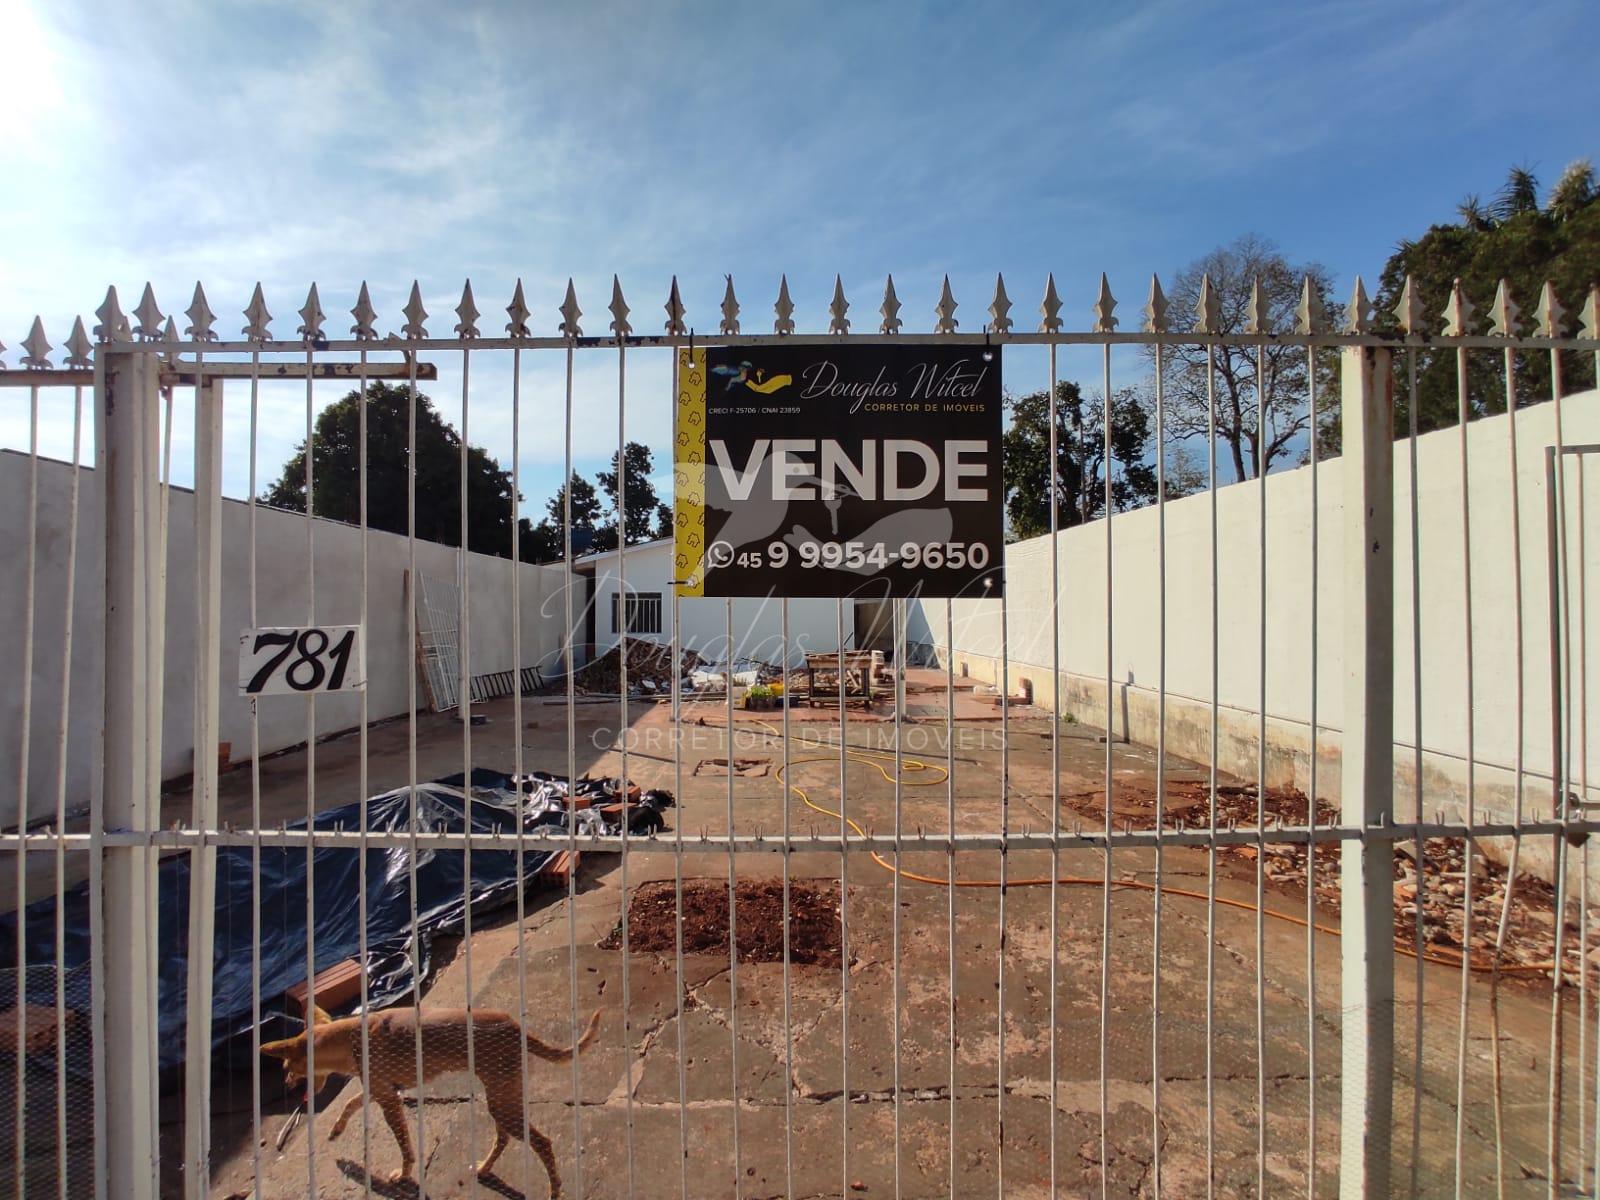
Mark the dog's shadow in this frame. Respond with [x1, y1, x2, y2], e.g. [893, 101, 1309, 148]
[335, 1159, 526, 1200]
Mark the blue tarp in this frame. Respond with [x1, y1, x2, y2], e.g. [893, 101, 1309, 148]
[0, 769, 563, 1074]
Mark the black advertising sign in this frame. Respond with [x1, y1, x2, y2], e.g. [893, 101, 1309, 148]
[673, 343, 1005, 599]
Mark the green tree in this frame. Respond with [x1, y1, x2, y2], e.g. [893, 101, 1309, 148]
[1148, 235, 1340, 482]
[523, 472, 605, 560]
[1373, 159, 1600, 434]
[594, 442, 671, 549]
[261, 382, 536, 559]
[1002, 380, 1159, 540]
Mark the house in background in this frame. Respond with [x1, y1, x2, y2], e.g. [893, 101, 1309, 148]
[573, 537, 893, 666]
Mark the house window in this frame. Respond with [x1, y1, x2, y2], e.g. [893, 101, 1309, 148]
[611, 591, 663, 635]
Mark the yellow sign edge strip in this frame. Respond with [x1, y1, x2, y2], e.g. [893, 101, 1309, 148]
[673, 347, 707, 596]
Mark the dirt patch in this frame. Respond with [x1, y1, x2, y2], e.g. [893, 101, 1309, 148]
[602, 878, 842, 968]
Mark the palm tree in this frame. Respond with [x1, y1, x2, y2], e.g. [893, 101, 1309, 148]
[1548, 158, 1596, 221]
[1456, 194, 1494, 231]
[1493, 165, 1540, 221]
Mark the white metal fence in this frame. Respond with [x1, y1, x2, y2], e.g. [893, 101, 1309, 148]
[0, 270, 1597, 1199]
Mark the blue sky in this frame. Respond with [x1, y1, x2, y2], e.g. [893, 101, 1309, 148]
[1, 0, 1594, 512]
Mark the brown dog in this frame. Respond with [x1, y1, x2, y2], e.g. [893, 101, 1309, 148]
[262, 1005, 600, 1194]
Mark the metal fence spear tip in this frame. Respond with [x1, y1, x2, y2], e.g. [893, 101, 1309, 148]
[455, 279, 480, 339]
[718, 275, 741, 335]
[608, 276, 632, 338]
[774, 274, 796, 335]
[298, 283, 327, 341]
[243, 283, 273, 342]
[829, 275, 851, 335]
[665, 275, 687, 335]
[350, 281, 379, 340]
[935, 274, 959, 333]
[559, 279, 583, 338]
[133, 282, 165, 341]
[1092, 272, 1118, 334]
[1441, 277, 1474, 338]
[65, 317, 92, 367]
[1390, 275, 1420, 336]
[988, 273, 1013, 334]
[1533, 281, 1565, 338]
[1039, 273, 1064, 333]
[1243, 276, 1268, 335]
[401, 281, 428, 340]
[1195, 273, 1220, 334]
[505, 278, 531, 338]
[1581, 286, 1600, 341]
[1142, 274, 1167, 333]
[1345, 276, 1373, 335]
[880, 275, 903, 334]
[94, 285, 126, 344]
[1488, 278, 1521, 338]
[185, 282, 218, 342]
[21, 317, 51, 369]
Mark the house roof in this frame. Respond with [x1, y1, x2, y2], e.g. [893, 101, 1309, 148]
[572, 535, 673, 569]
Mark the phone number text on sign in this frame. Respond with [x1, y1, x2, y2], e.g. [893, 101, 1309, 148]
[238, 626, 366, 696]
[709, 539, 991, 573]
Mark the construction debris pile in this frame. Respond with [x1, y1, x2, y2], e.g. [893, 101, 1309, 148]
[572, 642, 702, 695]
[1069, 778, 1593, 986]
[514, 770, 675, 837]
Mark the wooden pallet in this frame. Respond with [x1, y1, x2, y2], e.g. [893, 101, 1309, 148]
[285, 957, 364, 1022]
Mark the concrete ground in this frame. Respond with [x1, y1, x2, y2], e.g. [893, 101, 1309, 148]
[3, 676, 1589, 1197]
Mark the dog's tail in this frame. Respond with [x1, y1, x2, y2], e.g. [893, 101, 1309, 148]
[524, 1009, 601, 1063]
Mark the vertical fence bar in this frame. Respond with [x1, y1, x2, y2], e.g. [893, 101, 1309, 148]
[1308, 338, 1324, 1196]
[725, 596, 742, 1197]
[1098, 339, 1114, 1200]
[671, 349, 690, 1200]
[53, 381, 84, 1200]
[184, 376, 223, 1200]
[246, 350, 263, 1199]
[1451, 340, 1476, 1200]
[1545, 346, 1570, 1197]
[1253, 337, 1267, 1199]
[781, 596, 794, 1196]
[946, 600, 956, 1200]
[892, 595, 905, 1200]
[1337, 346, 1395, 1199]
[509, 341, 534, 1200]
[100, 348, 160, 1200]
[302, 339, 320, 1198]
[836, 599, 850, 1197]
[457, 333, 479, 1200]
[356, 345, 374, 1200]
[1150, 336, 1166, 1199]
[1048, 339, 1064, 1198]
[562, 338, 583, 1199]
[1404, 345, 1425, 1199]
[14, 374, 38, 1200]
[1204, 341, 1219, 1199]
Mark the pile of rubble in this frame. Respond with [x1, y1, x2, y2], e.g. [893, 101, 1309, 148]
[573, 642, 702, 695]
[1071, 779, 1593, 987]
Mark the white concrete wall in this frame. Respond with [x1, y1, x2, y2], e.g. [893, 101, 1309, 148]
[917, 389, 1600, 830]
[0, 451, 567, 827]
[582, 540, 845, 667]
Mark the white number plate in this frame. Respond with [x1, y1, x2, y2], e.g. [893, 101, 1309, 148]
[238, 626, 366, 696]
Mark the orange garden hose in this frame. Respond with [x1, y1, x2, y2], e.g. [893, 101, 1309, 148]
[720, 717, 1559, 978]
